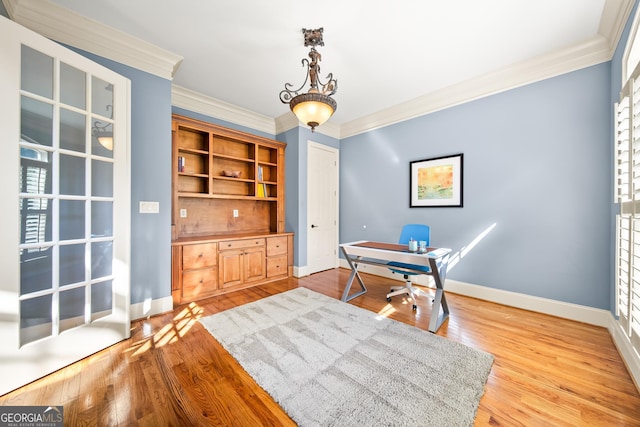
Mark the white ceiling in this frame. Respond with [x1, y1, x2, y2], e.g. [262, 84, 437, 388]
[5, 0, 634, 134]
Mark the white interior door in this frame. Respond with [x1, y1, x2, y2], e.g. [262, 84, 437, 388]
[0, 16, 131, 396]
[307, 141, 339, 274]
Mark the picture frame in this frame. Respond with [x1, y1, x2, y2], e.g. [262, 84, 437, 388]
[410, 153, 463, 207]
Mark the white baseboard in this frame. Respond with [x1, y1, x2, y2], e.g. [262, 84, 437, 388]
[337, 260, 610, 326]
[444, 279, 612, 327]
[130, 296, 173, 321]
[337, 260, 640, 389]
[293, 265, 308, 278]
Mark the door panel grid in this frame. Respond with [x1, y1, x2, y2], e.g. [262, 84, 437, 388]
[19, 46, 116, 345]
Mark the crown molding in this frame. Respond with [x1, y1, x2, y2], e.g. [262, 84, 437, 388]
[315, 121, 341, 139]
[3, 0, 183, 80]
[172, 85, 276, 135]
[2, 0, 17, 17]
[340, 35, 612, 139]
[274, 112, 300, 135]
[4, 0, 631, 140]
[599, 0, 635, 52]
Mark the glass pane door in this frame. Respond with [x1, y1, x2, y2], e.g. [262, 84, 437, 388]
[0, 16, 130, 396]
[19, 45, 120, 345]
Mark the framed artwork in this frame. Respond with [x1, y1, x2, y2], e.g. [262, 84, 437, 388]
[410, 153, 463, 207]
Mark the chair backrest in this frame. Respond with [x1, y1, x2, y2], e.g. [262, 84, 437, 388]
[398, 224, 430, 245]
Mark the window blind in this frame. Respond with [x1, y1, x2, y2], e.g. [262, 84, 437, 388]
[615, 76, 640, 355]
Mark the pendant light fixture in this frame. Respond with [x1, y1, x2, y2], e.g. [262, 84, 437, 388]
[280, 28, 338, 132]
[92, 106, 113, 151]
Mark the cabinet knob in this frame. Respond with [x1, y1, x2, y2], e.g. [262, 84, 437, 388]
[198, 253, 203, 258]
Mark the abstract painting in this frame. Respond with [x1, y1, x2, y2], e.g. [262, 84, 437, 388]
[410, 153, 463, 207]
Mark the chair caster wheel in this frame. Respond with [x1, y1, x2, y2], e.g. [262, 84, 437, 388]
[412, 305, 417, 310]
[386, 297, 392, 302]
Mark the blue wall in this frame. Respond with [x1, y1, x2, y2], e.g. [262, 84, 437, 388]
[340, 64, 612, 309]
[69, 48, 173, 305]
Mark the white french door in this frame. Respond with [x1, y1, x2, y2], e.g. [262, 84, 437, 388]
[0, 16, 130, 395]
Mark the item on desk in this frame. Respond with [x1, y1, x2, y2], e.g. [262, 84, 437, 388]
[408, 238, 418, 252]
[418, 240, 427, 252]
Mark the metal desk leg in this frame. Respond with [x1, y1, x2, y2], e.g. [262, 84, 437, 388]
[340, 247, 367, 302]
[428, 254, 450, 333]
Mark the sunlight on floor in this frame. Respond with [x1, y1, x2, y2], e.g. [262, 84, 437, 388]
[129, 302, 204, 357]
[376, 304, 397, 319]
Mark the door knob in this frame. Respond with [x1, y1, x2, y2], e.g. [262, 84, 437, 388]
[311, 224, 318, 228]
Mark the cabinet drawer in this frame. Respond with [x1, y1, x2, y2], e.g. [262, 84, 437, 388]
[266, 236, 288, 257]
[219, 238, 265, 251]
[182, 267, 217, 299]
[183, 243, 217, 269]
[267, 255, 288, 278]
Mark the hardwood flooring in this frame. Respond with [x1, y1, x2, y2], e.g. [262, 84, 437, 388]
[1, 268, 640, 426]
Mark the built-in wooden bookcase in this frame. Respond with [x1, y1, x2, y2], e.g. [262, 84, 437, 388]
[171, 114, 292, 304]
[171, 114, 286, 238]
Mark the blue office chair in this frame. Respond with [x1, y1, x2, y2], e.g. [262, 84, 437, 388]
[386, 224, 431, 310]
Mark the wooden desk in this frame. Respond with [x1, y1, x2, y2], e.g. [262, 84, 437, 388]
[339, 240, 452, 333]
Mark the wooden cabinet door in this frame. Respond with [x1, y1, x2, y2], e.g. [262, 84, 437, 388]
[244, 247, 266, 283]
[182, 267, 217, 300]
[266, 236, 288, 257]
[183, 243, 217, 269]
[219, 249, 243, 288]
[267, 255, 288, 278]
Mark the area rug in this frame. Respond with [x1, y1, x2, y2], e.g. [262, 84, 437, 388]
[199, 287, 493, 426]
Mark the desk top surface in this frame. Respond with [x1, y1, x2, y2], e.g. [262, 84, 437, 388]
[352, 241, 435, 253]
[341, 240, 451, 259]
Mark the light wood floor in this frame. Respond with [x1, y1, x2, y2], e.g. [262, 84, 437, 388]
[2, 268, 640, 426]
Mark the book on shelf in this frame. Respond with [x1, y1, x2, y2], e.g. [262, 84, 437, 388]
[178, 156, 185, 172]
[257, 165, 268, 197]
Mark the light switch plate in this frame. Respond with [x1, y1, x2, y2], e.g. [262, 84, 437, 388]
[139, 201, 159, 214]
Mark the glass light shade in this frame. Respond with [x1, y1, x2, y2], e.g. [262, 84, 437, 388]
[97, 135, 113, 151]
[290, 92, 337, 130]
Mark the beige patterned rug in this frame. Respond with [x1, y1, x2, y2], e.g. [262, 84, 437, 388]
[200, 287, 493, 426]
